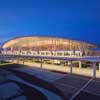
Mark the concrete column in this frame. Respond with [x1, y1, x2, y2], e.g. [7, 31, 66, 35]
[17, 58, 19, 64]
[32, 58, 34, 62]
[10, 59, 13, 62]
[40, 59, 43, 69]
[11, 59, 13, 63]
[0, 60, 1, 64]
[79, 61, 82, 69]
[92, 62, 97, 79]
[15, 60, 17, 63]
[99, 63, 100, 71]
[23, 59, 24, 65]
[68, 61, 73, 74]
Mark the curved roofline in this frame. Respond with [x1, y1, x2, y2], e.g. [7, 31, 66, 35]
[2, 35, 98, 48]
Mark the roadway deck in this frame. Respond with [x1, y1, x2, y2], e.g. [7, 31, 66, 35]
[6, 64, 100, 100]
[12, 60, 100, 78]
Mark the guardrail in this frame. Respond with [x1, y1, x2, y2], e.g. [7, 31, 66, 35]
[0, 55, 100, 62]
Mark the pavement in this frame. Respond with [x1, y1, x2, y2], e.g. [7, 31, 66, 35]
[13, 61, 100, 78]
[13, 65, 100, 100]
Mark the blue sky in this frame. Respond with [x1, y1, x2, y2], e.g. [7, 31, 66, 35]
[0, 0, 100, 48]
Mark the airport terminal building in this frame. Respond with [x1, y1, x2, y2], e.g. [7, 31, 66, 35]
[1, 36, 100, 77]
[1, 36, 97, 57]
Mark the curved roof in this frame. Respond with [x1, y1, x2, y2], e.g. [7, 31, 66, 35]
[2, 36, 97, 50]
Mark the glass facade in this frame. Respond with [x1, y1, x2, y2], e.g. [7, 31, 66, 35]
[2, 36, 97, 57]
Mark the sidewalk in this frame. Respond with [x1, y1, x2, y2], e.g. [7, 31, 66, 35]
[13, 60, 100, 78]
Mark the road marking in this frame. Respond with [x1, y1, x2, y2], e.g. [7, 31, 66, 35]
[68, 74, 91, 81]
[70, 79, 93, 100]
[54, 82, 78, 89]
[8, 67, 100, 99]
[93, 79, 100, 83]
[83, 90, 100, 97]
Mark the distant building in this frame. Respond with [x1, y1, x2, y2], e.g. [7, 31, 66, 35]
[1, 36, 97, 57]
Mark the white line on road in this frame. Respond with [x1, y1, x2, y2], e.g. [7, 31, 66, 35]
[70, 79, 93, 100]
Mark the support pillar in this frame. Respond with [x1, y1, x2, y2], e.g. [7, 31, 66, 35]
[79, 61, 82, 69]
[17, 58, 19, 64]
[0, 54, 2, 63]
[92, 62, 97, 79]
[40, 59, 43, 69]
[23, 59, 24, 65]
[68, 61, 73, 74]
[10, 59, 12, 62]
[32, 58, 34, 62]
[99, 63, 100, 71]
[11, 59, 14, 63]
